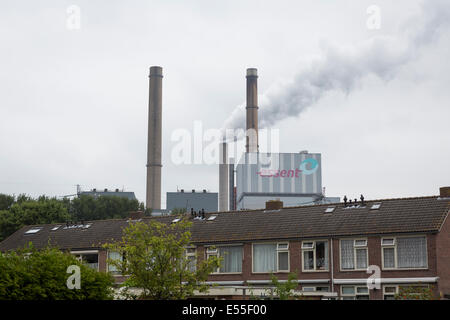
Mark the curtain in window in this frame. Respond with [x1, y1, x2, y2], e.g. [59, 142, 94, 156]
[219, 246, 242, 273]
[303, 251, 314, 270]
[108, 251, 122, 273]
[253, 244, 276, 272]
[356, 249, 367, 269]
[341, 240, 354, 269]
[383, 248, 395, 268]
[397, 237, 427, 268]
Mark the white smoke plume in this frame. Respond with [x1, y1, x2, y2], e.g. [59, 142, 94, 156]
[222, 0, 450, 132]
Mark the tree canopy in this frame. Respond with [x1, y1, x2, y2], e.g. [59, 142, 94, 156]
[104, 219, 220, 300]
[0, 193, 144, 242]
[0, 244, 114, 300]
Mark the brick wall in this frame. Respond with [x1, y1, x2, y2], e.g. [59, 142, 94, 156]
[436, 210, 450, 297]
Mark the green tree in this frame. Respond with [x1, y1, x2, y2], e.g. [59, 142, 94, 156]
[0, 198, 71, 242]
[0, 194, 14, 210]
[0, 244, 114, 300]
[104, 219, 220, 299]
[269, 272, 299, 300]
[69, 195, 142, 221]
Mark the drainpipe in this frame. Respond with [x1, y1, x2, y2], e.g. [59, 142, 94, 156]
[331, 237, 334, 294]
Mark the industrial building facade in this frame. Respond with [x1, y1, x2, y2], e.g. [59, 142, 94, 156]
[235, 152, 338, 209]
[1, 187, 449, 300]
[166, 190, 218, 213]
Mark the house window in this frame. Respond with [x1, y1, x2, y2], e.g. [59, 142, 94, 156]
[341, 286, 369, 300]
[107, 251, 123, 274]
[185, 247, 196, 272]
[382, 285, 429, 299]
[253, 243, 289, 273]
[340, 239, 368, 270]
[72, 251, 99, 271]
[383, 286, 398, 300]
[207, 246, 243, 273]
[381, 236, 427, 269]
[302, 240, 329, 271]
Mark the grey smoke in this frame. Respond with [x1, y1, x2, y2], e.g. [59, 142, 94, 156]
[222, 0, 450, 132]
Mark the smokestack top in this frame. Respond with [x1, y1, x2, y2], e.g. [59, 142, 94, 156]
[149, 66, 163, 77]
[246, 68, 258, 77]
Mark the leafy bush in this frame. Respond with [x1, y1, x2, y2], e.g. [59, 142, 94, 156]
[0, 245, 114, 300]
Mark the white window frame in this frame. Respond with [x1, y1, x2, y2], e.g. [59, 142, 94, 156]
[207, 245, 243, 274]
[341, 285, 370, 300]
[252, 242, 290, 274]
[107, 250, 124, 276]
[382, 284, 430, 299]
[339, 238, 368, 271]
[185, 246, 197, 272]
[383, 285, 398, 300]
[301, 240, 329, 272]
[71, 250, 99, 271]
[381, 235, 428, 270]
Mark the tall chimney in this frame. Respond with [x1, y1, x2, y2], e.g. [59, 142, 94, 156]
[246, 68, 259, 153]
[219, 141, 229, 211]
[146, 66, 163, 210]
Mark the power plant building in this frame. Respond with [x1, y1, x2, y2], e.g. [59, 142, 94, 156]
[235, 151, 337, 210]
[167, 190, 218, 213]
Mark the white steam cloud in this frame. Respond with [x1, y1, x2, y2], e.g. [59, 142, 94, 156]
[222, 0, 450, 132]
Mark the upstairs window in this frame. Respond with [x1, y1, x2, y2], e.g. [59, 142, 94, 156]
[253, 243, 289, 273]
[207, 246, 242, 273]
[381, 236, 427, 269]
[302, 240, 329, 271]
[340, 239, 368, 270]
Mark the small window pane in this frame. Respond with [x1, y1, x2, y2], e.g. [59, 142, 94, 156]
[342, 287, 355, 295]
[356, 249, 367, 269]
[302, 242, 314, 249]
[278, 251, 289, 271]
[383, 248, 395, 268]
[356, 295, 370, 300]
[341, 240, 354, 270]
[315, 241, 329, 270]
[384, 286, 397, 293]
[303, 251, 314, 270]
[357, 287, 369, 294]
[354, 239, 367, 247]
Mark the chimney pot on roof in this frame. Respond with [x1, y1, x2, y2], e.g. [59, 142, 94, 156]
[104, 188, 108, 192]
[440, 186, 450, 198]
[192, 189, 195, 193]
[265, 200, 283, 210]
[128, 211, 144, 220]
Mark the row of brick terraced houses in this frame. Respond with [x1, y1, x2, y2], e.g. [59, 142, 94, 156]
[1, 187, 449, 300]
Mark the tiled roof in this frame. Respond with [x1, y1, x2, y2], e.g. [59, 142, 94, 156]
[1, 196, 448, 251]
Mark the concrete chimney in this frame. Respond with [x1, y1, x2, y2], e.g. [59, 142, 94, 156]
[246, 68, 259, 153]
[219, 141, 229, 211]
[146, 66, 163, 210]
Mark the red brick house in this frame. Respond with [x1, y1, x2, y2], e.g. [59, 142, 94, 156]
[1, 187, 449, 300]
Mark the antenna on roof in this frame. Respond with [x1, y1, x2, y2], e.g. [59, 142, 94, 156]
[360, 194, 365, 206]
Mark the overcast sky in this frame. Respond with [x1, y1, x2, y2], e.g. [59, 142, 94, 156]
[0, 0, 449, 207]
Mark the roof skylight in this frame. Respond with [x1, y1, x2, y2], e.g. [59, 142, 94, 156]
[25, 228, 42, 235]
[370, 203, 382, 210]
[324, 207, 335, 213]
[207, 215, 217, 221]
